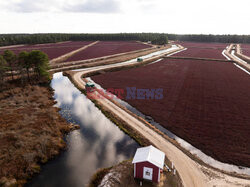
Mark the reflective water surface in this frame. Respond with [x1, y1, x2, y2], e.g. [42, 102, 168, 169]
[26, 72, 139, 187]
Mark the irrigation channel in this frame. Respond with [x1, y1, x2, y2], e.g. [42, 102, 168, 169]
[26, 47, 180, 186]
[26, 72, 139, 187]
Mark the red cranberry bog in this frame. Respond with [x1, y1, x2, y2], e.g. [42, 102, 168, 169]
[175, 41, 227, 48]
[0, 41, 92, 60]
[241, 44, 250, 57]
[92, 56, 250, 168]
[173, 41, 228, 60]
[66, 41, 152, 61]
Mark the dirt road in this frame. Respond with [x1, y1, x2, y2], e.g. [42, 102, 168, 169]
[235, 44, 250, 64]
[49, 44, 166, 72]
[225, 44, 250, 72]
[50, 41, 99, 64]
[0, 44, 24, 49]
[71, 45, 250, 187]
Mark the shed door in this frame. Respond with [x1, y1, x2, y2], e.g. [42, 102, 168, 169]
[143, 167, 153, 180]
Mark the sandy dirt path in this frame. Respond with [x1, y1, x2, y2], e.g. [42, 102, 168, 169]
[70, 46, 250, 187]
[96, 93, 206, 187]
[235, 44, 250, 64]
[49, 44, 161, 72]
[0, 44, 24, 49]
[225, 44, 250, 72]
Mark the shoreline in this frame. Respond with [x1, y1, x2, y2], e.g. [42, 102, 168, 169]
[0, 82, 79, 186]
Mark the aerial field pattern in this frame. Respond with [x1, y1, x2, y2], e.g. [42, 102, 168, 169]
[0, 41, 92, 60]
[66, 41, 152, 61]
[173, 41, 228, 60]
[92, 57, 250, 167]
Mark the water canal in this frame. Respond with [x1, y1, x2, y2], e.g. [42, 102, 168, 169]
[26, 72, 139, 187]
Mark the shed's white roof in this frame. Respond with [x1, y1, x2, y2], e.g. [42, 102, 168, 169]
[132, 145, 165, 169]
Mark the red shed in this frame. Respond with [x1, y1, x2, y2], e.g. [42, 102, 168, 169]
[132, 145, 165, 183]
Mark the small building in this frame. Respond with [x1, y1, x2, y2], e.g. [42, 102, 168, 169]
[132, 145, 165, 183]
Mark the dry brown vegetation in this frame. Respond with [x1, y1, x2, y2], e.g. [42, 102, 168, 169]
[0, 83, 74, 186]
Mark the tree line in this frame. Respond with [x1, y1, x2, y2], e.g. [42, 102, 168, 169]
[0, 50, 50, 88]
[0, 33, 168, 46]
[1, 33, 250, 47]
[167, 34, 250, 44]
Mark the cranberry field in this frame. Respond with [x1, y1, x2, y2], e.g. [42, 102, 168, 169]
[66, 41, 152, 61]
[241, 44, 250, 57]
[92, 58, 250, 167]
[0, 41, 92, 60]
[173, 41, 228, 60]
[176, 41, 228, 48]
